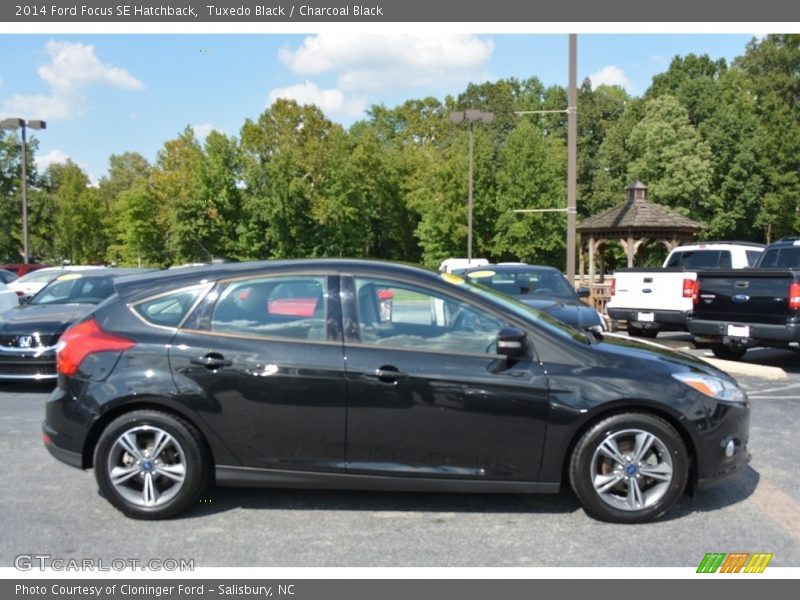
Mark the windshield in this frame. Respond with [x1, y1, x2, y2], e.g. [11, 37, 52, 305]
[464, 267, 577, 299]
[455, 275, 589, 344]
[16, 270, 63, 284]
[30, 275, 116, 306]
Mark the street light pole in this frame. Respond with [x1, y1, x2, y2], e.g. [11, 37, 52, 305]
[567, 33, 578, 283]
[467, 121, 474, 261]
[1, 118, 46, 264]
[450, 109, 494, 263]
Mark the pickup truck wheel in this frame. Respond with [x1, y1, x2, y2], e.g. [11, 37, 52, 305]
[569, 413, 688, 524]
[710, 344, 747, 361]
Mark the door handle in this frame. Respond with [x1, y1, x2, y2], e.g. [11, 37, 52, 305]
[190, 353, 233, 370]
[367, 366, 408, 383]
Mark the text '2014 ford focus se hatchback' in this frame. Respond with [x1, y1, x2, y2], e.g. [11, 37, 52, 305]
[43, 260, 750, 523]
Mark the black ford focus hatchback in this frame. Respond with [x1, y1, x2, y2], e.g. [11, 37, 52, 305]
[43, 260, 750, 523]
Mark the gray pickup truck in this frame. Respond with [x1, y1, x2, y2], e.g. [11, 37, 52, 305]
[687, 238, 800, 360]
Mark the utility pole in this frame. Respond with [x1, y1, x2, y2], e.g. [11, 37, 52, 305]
[567, 33, 578, 283]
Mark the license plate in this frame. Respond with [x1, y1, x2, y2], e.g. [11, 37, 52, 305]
[637, 312, 655, 322]
[727, 324, 750, 338]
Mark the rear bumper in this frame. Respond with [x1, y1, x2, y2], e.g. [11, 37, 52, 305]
[607, 308, 688, 328]
[687, 318, 800, 346]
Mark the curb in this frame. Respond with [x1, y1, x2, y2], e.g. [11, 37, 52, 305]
[698, 356, 788, 380]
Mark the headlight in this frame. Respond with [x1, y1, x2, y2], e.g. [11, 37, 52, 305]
[672, 372, 747, 404]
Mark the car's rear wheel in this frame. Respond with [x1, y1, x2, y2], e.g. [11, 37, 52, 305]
[94, 410, 211, 519]
[710, 343, 747, 361]
[569, 413, 688, 524]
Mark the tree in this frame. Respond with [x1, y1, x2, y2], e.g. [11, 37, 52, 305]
[493, 118, 567, 266]
[736, 34, 800, 240]
[626, 95, 713, 218]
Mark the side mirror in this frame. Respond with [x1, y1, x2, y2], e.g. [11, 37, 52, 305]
[18, 294, 31, 305]
[496, 326, 526, 360]
[577, 286, 591, 298]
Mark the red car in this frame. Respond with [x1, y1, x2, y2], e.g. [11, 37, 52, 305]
[0, 263, 49, 278]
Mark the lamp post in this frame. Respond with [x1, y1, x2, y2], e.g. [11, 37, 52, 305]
[1, 117, 47, 264]
[450, 109, 494, 262]
[512, 34, 578, 282]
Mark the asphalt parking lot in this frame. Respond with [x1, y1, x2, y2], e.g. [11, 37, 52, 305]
[1, 340, 798, 569]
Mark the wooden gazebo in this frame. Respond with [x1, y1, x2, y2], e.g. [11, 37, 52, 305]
[576, 181, 703, 283]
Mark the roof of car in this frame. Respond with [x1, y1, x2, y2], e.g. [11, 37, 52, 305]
[113, 259, 442, 301]
[462, 263, 562, 274]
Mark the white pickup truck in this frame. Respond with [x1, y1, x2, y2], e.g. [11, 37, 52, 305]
[606, 242, 764, 337]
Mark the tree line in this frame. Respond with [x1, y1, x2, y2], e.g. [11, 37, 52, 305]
[1, 35, 798, 270]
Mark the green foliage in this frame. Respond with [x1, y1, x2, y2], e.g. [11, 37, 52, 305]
[8, 38, 800, 269]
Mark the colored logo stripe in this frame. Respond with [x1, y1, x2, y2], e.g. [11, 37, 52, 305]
[697, 552, 773, 573]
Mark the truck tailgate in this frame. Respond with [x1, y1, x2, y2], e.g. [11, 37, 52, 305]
[609, 269, 694, 311]
[695, 269, 797, 325]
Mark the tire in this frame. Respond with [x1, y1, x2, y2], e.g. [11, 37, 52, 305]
[626, 324, 658, 338]
[710, 344, 747, 361]
[94, 410, 211, 520]
[569, 412, 688, 524]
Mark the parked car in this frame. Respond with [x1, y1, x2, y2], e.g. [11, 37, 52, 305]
[44, 259, 750, 523]
[462, 264, 606, 331]
[0, 282, 20, 314]
[438, 257, 490, 275]
[607, 242, 764, 337]
[8, 265, 106, 300]
[0, 268, 150, 381]
[0, 269, 19, 284]
[688, 237, 800, 360]
[0, 263, 49, 278]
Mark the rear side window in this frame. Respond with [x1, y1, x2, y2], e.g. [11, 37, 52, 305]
[746, 250, 762, 266]
[665, 250, 730, 268]
[210, 275, 328, 341]
[758, 247, 800, 268]
[134, 287, 205, 327]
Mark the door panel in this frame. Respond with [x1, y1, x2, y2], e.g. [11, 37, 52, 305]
[169, 274, 347, 472]
[342, 275, 550, 482]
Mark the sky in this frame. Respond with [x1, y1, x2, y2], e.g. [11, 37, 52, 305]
[0, 33, 758, 184]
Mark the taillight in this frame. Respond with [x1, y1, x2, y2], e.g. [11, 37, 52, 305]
[56, 318, 135, 377]
[610, 278, 616, 296]
[789, 282, 800, 310]
[682, 278, 695, 299]
[692, 280, 700, 305]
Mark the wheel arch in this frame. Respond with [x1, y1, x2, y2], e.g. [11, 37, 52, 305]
[82, 399, 217, 472]
[559, 402, 699, 494]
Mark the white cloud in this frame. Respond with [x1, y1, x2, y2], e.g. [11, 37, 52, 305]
[588, 65, 634, 93]
[268, 81, 367, 118]
[192, 123, 222, 142]
[38, 41, 144, 92]
[279, 34, 493, 92]
[1, 41, 143, 122]
[35, 148, 71, 171]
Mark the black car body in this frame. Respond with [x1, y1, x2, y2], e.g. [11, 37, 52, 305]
[44, 260, 750, 523]
[0, 268, 150, 381]
[462, 264, 605, 331]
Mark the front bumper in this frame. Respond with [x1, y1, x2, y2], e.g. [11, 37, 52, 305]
[0, 345, 57, 380]
[693, 399, 751, 488]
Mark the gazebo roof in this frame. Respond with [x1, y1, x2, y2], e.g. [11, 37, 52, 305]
[577, 181, 703, 235]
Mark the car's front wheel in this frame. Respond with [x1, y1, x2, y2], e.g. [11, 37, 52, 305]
[94, 410, 211, 519]
[569, 413, 688, 524]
